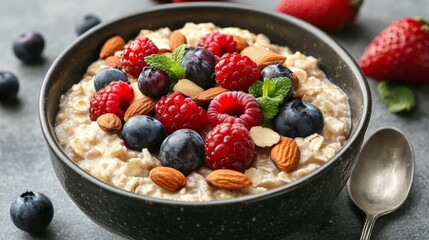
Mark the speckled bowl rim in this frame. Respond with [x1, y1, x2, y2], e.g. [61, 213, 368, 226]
[39, 2, 371, 207]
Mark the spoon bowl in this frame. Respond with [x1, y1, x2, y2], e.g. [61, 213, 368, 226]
[348, 127, 414, 240]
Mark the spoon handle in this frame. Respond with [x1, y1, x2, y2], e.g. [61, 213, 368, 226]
[360, 214, 378, 240]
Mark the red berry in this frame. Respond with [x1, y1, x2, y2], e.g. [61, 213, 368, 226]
[207, 91, 262, 129]
[215, 52, 261, 91]
[276, 0, 363, 31]
[121, 37, 159, 78]
[205, 123, 255, 172]
[89, 81, 134, 121]
[155, 91, 208, 134]
[359, 18, 429, 84]
[197, 32, 237, 57]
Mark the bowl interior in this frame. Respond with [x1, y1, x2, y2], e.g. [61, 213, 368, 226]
[40, 2, 370, 204]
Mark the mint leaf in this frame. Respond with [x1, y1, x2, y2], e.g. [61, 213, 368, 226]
[144, 54, 185, 89]
[171, 44, 186, 66]
[256, 97, 279, 123]
[249, 80, 263, 98]
[377, 81, 416, 113]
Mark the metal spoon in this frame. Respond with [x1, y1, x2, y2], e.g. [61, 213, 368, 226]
[347, 127, 414, 240]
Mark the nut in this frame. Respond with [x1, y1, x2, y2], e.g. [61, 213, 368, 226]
[173, 79, 205, 98]
[232, 35, 249, 52]
[169, 31, 187, 51]
[96, 113, 122, 133]
[149, 166, 187, 192]
[249, 126, 281, 147]
[254, 52, 286, 69]
[124, 95, 156, 121]
[270, 137, 300, 172]
[240, 46, 271, 62]
[193, 86, 229, 106]
[99, 35, 126, 59]
[206, 169, 252, 190]
[104, 56, 122, 68]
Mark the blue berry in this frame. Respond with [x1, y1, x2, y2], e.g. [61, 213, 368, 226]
[75, 14, 101, 35]
[261, 63, 295, 100]
[0, 72, 19, 102]
[94, 67, 128, 91]
[13, 32, 45, 63]
[159, 129, 205, 176]
[137, 66, 170, 99]
[122, 115, 167, 152]
[273, 99, 324, 138]
[10, 191, 54, 233]
[181, 47, 216, 89]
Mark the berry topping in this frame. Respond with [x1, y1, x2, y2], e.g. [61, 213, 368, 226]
[75, 14, 101, 35]
[89, 81, 134, 121]
[181, 47, 216, 89]
[155, 91, 208, 134]
[273, 99, 324, 138]
[122, 115, 167, 152]
[197, 32, 237, 57]
[137, 66, 170, 99]
[121, 37, 159, 78]
[205, 123, 255, 172]
[13, 32, 45, 63]
[215, 52, 261, 91]
[260, 63, 295, 100]
[94, 67, 128, 91]
[159, 129, 205, 175]
[207, 91, 262, 128]
[0, 71, 19, 102]
[10, 191, 54, 233]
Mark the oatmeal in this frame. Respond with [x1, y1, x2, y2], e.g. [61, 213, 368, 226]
[55, 22, 350, 201]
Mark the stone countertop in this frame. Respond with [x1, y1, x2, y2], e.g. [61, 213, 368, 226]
[1, 0, 428, 239]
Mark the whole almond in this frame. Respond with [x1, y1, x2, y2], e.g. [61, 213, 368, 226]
[206, 169, 252, 190]
[254, 52, 287, 69]
[150, 167, 187, 192]
[169, 31, 187, 51]
[124, 95, 156, 121]
[99, 35, 126, 59]
[104, 56, 122, 68]
[193, 86, 229, 106]
[97, 113, 122, 133]
[270, 137, 300, 172]
[232, 35, 249, 52]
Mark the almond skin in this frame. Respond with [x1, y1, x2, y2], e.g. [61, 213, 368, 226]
[150, 167, 187, 192]
[169, 31, 187, 51]
[254, 52, 286, 69]
[192, 86, 229, 106]
[124, 95, 156, 121]
[270, 137, 300, 172]
[99, 35, 125, 59]
[206, 169, 252, 190]
[97, 113, 122, 133]
[104, 56, 122, 68]
[232, 35, 249, 52]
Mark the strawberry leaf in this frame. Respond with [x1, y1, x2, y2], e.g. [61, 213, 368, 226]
[377, 81, 416, 113]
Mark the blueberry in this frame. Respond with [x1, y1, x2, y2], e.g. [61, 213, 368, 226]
[122, 115, 167, 152]
[13, 32, 45, 63]
[273, 99, 324, 138]
[10, 191, 54, 233]
[137, 66, 170, 99]
[181, 47, 216, 89]
[159, 129, 205, 175]
[94, 67, 128, 91]
[261, 63, 295, 100]
[75, 14, 101, 35]
[0, 72, 19, 102]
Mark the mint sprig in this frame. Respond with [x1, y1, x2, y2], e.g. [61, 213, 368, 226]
[248, 77, 292, 123]
[377, 81, 416, 113]
[144, 44, 186, 88]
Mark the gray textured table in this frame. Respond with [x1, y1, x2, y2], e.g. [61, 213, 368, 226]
[1, 0, 428, 239]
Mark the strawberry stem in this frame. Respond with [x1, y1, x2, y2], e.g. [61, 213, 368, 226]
[351, 0, 364, 9]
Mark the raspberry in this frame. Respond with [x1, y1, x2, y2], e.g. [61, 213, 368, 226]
[205, 123, 255, 172]
[155, 91, 208, 134]
[89, 81, 134, 121]
[215, 52, 261, 91]
[121, 37, 159, 78]
[197, 32, 237, 57]
[207, 91, 262, 128]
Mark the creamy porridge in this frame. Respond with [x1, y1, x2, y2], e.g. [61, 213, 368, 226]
[54, 22, 350, 201]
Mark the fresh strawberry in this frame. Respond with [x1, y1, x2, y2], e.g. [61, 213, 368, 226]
[359, 18, 429, 84]
[276, 0, 363, 31]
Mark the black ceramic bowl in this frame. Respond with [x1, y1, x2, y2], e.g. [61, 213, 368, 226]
[39, 2, 371, 239]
